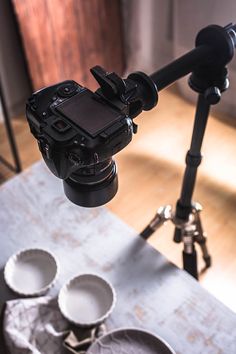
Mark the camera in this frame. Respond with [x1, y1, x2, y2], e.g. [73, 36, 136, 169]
[26, 66, 158, 207]
[26, 79, 133, 207]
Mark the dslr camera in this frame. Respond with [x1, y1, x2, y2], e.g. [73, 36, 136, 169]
[26, 66, 158, 207]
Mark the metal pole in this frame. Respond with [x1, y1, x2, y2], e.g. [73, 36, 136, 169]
[179, 94, 210, 207]
[0, 76, 22, 173]
[174, 94, 210, 243]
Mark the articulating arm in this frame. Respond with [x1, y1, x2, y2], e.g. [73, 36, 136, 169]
[91, 23, 236, 119]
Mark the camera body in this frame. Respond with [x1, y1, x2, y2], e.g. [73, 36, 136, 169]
[26, 66, 157, 207]
[26, 80, 133, 181]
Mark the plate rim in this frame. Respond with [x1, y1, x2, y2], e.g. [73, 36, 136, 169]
[4, 248, 59, 297]
[87, 327, 176, 354]
[58, 273, 116, 327]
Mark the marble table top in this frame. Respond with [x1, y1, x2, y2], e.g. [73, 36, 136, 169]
[0, 161, 236, 353]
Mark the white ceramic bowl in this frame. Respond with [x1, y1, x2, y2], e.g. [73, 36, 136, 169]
[4, 248, 58, 296]
[58, 274, 116, 327]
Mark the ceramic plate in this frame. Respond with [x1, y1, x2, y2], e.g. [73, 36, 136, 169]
[87, 328, 176, 354]
[58, 274, 116, 327]
[4, 248, 58, 296]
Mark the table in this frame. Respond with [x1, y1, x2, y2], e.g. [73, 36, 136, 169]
[0, 161, 236, 354]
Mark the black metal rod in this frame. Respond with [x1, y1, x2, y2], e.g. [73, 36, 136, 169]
[173, 94, 210, 244]
[0, 76, 22, 173]
[179, 94, 210, 207]
[150, 45, 212, 91]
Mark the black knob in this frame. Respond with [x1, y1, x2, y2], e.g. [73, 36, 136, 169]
[204, 86, 221, 105]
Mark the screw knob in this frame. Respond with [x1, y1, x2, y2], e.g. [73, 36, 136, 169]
[204, 86, 221, 105]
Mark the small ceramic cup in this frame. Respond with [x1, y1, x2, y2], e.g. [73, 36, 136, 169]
[4, 248, 58, 296]
[58, 273, 116, 327]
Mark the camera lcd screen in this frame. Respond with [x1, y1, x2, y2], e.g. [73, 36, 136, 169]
[56, 91, 122, 137]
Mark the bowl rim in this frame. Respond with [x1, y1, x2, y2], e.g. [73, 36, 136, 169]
[4, 248, 59, 297]
[58, 273, 116, 327]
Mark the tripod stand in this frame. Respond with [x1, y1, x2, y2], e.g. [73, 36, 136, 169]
[140, 64, 229, 279]
[85, 23, 236, 279]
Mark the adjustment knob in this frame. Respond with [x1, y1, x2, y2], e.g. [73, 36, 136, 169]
[204, 86, 221, 105]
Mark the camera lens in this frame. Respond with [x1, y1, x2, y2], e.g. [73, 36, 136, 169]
[63, 158, 118, 207]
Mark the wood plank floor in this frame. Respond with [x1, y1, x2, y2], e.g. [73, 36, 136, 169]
[1, 88, 236, 312]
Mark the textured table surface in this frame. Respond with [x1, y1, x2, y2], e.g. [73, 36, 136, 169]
[0, 161, 236, 354]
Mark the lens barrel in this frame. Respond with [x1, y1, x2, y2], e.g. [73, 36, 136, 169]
[63, 159, 118, 207]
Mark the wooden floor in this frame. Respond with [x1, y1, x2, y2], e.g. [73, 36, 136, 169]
[1, 88, 236, 312]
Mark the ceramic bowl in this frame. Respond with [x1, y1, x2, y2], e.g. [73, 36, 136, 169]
[58, 273, 116, 327]
[4, 248, 58, 296]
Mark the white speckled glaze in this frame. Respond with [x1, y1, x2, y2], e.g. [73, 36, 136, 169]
[58, 273, 116, 327]
[4, 248, 58, 296]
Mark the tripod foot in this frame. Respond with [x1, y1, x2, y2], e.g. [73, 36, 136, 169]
[203, 255, 212, 268]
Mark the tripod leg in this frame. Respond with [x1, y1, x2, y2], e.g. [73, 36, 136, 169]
[182, 225, 198, 279]
[196, 235, 211, 269]
[192, 203, 211, 269]
[140, 205, 172, 240]
[183, 249, 198, 279]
